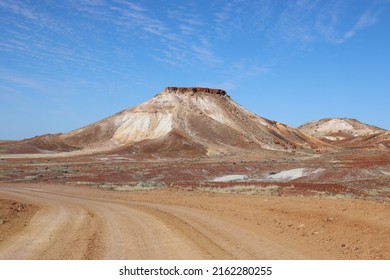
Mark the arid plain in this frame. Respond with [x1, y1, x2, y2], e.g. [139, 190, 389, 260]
[1, 87, 389, 259]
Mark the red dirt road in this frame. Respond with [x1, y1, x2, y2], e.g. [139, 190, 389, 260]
[0, 184, 305, 260]
[0, 184, 389, 260]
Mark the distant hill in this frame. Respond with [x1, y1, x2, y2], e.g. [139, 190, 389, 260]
[299, 118, 388, 148]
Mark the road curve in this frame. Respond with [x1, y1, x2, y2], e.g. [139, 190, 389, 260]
[0, 185, 307, 260]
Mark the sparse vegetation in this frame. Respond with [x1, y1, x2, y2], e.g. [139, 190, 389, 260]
[93, 181, 165, 191]
[312, 191, 357, 200]
[198, 185, 280, 195]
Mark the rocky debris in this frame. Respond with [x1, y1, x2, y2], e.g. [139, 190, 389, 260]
[0, 200, 31, 228]
[325, 217, 335, 223]
[10, 202, 28, 212]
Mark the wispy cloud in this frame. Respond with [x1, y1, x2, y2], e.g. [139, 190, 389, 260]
[272, 0, 385, 45]
[338, 10, 379, 43]
[114, 0, 146, 12]
[0, 1, 386, 79]
[0, 1, 140, 78]
[0, 0, 40, 20]
[0, 0, 70, 32]
[275, 1, 319, 42]
[230, 59, 269, 77]
[210, 0, 385, 46]
[68, 0, 221, 66]
[0, 69, 43, 90]
[200, 58, 268, 93]
[213, 0, 274, 37]
[0, 1, 91, 69]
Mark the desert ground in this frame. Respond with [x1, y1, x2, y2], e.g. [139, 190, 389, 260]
[1, 149, 389, 260]
[1, 88, 389, 260]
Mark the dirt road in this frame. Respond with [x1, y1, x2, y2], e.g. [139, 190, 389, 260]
[0, 185, 307, 260]
[1, 184, 389, 260]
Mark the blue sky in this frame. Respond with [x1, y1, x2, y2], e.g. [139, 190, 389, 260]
[1, 0, 389, 139]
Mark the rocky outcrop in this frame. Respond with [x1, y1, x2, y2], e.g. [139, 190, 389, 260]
[164, 87, 228, 97]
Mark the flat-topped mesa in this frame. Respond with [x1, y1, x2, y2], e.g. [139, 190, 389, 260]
[164, 87, 229, 97]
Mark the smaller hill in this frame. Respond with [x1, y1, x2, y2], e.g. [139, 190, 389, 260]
[299, 118, 387, 148]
